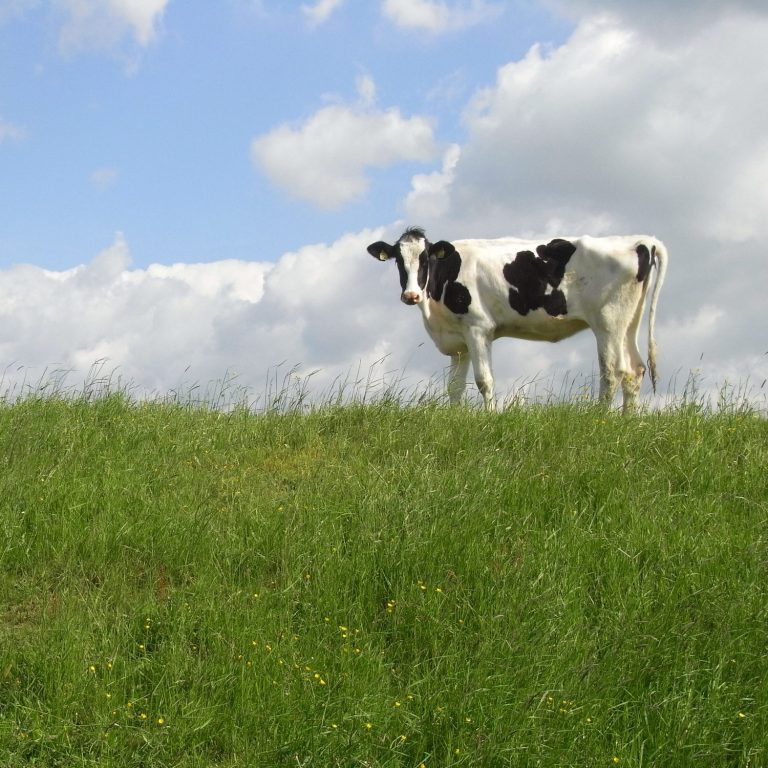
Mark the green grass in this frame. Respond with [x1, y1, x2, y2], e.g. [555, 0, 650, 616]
[0, 394, 766, 767]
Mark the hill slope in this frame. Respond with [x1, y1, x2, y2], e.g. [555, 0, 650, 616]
[1, 397, 766, 767]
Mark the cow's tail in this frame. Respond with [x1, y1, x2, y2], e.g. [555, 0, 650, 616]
[645, 238, 667, 393]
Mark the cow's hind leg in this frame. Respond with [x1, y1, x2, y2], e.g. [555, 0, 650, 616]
[620, 291, 650, 412]
[595, 330, 644, 413]
[594, 328, 622, 408]
[620, 326, 645, 413]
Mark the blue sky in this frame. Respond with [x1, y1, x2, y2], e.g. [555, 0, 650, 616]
[1, 1, 767, 405]
[1, 1, 571, 269]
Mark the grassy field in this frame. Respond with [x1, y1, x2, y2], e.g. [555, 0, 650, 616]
[0, 394, 766, 767]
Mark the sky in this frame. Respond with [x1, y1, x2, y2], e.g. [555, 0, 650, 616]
[1, 0, 767, 407]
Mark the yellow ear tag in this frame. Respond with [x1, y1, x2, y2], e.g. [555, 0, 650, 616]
[378, 251, 390, 261]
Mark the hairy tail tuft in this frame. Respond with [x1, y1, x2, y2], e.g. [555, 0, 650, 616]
[646, 240, 668, 393]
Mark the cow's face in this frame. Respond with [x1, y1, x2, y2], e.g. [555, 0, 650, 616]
[367, 230, 429, 306]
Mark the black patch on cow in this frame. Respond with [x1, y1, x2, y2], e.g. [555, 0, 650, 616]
[426, 240, 471, 315]
[503, 250, 547, 315]
[394, 253, 408, 292]
[635, 243, 655, 283]
[535, 238, 577, 286]
[428, 247, 460, 301]
[417, 250, 428, 290]
[443, 281, 472, 314]
[503, 239, 576, 316]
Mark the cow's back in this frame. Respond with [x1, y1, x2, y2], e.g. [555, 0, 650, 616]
[445, 235, 657, 342]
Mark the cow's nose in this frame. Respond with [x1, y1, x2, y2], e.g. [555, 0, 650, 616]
[401, 292, 421, 305]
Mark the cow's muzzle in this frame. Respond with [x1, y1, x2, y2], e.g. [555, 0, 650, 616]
[401, 291, 421, 305]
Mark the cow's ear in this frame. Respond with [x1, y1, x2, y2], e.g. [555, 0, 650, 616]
[429, 240, 456, 259]
[367, 241, 394, 261]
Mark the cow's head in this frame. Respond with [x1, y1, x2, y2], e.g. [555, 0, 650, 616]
[367, 227, 429, 305]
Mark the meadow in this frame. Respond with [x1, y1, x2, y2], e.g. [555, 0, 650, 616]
[0, 389, 766, 767]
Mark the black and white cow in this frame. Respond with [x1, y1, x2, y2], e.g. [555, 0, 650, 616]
[368, 227, 667, 411]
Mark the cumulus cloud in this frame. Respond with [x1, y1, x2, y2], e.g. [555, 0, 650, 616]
[543, 0, 768, 33]
[0, 231, 451, 402]
[444, 12, 768, 266]
[396, 9, 768, 403]
[251, 78, 437, 209]
[382, 0, 501, 33]
[301, 0, 344, 25]
[55, 0, 170, 54]
[0, 235, 267, 394]
[405, 143, 460, 221]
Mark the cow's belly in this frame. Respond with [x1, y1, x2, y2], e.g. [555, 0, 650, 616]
[494, 312, 589, 343]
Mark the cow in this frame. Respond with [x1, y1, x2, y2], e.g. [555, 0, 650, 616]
[367, 227, 667, 411]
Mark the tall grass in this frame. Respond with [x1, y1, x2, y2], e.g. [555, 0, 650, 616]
[0, 383, 766, 766]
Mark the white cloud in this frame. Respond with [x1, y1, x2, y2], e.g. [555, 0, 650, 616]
[390, 9, 768, 402]
[405, 143, 460, 221]
[708, 142, 768, 243]
[301, 0, 344, 25]
[0, 231, 447, 402]
[251, 79, 437, 209]
[55, 0, 169, 54]
[428, 11, 768, 254]
[543, 0, 768, 34]
[382, 0, 501, 33]
[122, 259, 270, 304]
[355, 73, 377, 107]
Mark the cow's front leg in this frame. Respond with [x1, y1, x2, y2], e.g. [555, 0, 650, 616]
[467, 331, 495, 411]
[446, 352, 470, 405]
